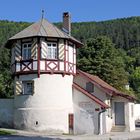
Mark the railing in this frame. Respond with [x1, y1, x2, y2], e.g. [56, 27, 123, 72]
[11, 59, 76, 75]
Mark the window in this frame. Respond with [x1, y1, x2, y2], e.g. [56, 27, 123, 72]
[22, 81, 33, 95]
[22, 43, 31, 60]
[47, 43, 57, 59]
[86, 82, 94, 93]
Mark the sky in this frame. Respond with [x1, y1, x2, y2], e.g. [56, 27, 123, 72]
[0, 0, 140, 23]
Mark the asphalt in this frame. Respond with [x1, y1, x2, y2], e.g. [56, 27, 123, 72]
[1, 128, 140, 140]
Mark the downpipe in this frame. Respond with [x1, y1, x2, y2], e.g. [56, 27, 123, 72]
[98, 108, 106, 135]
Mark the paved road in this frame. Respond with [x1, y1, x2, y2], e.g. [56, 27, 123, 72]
[1, 135, 140, 140]
[1, 128, 140, 140]
[0, 135, 69, 140]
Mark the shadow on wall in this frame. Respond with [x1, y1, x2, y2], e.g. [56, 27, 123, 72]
[0, 135, 72, 140]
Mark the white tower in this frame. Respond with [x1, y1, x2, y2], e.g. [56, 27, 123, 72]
[5, 13, 82, 133]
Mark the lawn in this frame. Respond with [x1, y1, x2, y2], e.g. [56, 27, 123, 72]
[0, 129, 16, 135]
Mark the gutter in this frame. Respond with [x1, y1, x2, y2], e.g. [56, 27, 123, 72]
[98, 108, 106, 135]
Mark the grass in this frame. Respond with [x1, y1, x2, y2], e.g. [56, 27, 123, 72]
[0, 129, 16, 135]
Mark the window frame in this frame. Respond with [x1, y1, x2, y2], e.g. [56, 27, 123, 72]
[22, 43, 32, 60]
[22, 81, 34, 95]
[86, 82, 94, 93]
[47, 42, 58, 59]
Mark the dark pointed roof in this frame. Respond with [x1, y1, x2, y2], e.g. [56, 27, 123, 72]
[7, 18, 82, 46]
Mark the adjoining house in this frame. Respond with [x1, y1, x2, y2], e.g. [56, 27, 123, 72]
[73, 70, 135, 134]
[0, 12, 136, 135]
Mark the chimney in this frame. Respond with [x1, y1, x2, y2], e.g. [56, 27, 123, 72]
[62, 12, 71, 35]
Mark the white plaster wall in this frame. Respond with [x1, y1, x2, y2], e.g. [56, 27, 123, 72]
[112, 96, 135, 132]
[16, 63, 20, 72]
[40, 61, 45, 70]
[127, 102, 135, 131]
[74, 75, 107, 101]
[104, 98, 113, 133]
[100, 112, 106, 134]
[74, 75, 109, 134]
[33, 61, 37, 70]
[73, 88, 103, 135]
[74, 75, 85, 88]
[74, 65, 76, 74]
[105, 112, 113, 133]
[0, 99, 14, 128]
[93, 86, 107, 101]
[59, 62, 64, 71]
[14, 74, 73, 133]
[134, 104, 140, 120]
[69, 46, 73, 63]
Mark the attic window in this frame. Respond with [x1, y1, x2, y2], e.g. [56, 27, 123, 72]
[22, 43, 31, 60]
[86, 82, 94, 93]
[47, 42, 57, 59]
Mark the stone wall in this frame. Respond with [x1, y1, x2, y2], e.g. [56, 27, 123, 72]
[0, 99, 14, 128]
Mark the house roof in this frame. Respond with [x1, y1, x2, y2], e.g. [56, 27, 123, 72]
[77, 70, 136, 101]
[6, 18, 83, 48]
[73, 83, 109, 108]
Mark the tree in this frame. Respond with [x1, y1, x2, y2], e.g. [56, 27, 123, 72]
[130, 67, 140, 93]
[0, 48, 13, 98]
[77, 36, 128, 90]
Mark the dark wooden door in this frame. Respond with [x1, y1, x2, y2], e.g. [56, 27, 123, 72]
[69, 114, 73, 133]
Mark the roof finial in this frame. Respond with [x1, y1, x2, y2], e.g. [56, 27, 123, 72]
[41, 9, 44, 19]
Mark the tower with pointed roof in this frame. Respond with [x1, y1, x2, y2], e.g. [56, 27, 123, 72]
[5, 12, 82, 133]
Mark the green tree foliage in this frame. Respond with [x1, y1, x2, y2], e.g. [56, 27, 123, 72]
[72, 16, 140, 50]
[0, 48, 13, 98]
[130, 67, 140, 93]
[0, 20, 30, 46]
[1, 16, 140, 98]
[78, 36, 128, 90]
[0, 20, 30, 98]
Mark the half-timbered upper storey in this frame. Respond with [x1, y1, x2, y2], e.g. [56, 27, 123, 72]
[5, 13, 83, 76]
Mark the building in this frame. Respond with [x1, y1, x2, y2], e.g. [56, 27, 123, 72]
[0, 12, 136, 134]
[73, 70, 135, 134]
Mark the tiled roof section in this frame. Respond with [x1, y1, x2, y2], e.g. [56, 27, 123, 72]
[77, 70, 136, 101]
[73, 83, 109, 108]
[79, 70, 118, 93]
[9, 19, 82, 46]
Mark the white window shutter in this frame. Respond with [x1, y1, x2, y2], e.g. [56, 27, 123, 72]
[31, 39, 38, 59]
[41, 41, 47, 59]
[15, 80, 22, 95]
[15, 41, 21, 61]
[59, 39, 64, 60]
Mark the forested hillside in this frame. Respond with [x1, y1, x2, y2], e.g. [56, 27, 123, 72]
[1, 16, 140, 99]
